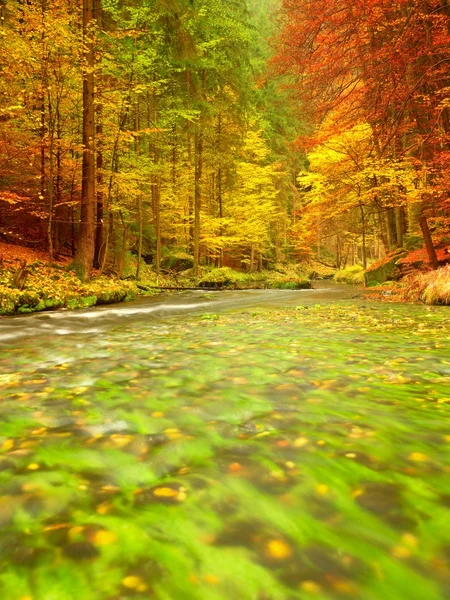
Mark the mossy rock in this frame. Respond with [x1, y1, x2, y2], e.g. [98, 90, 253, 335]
[271, 279, 311, 290]
[199, 267, 244, 288]
[67, 295, 98, 310]
[161, 252, 194, 272]
[365, 250, 408, 286]
[96, 290, 127, 305]
[17, 306, 36, 314]
[44, 298, 65, 310]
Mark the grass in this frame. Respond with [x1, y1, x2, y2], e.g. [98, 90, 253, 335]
[400, 265, 450, 305]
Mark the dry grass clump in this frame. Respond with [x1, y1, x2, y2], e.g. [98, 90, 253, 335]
[402, 265, 450, 305]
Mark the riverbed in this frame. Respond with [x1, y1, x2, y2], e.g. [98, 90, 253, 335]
[0, 285, 449, 599]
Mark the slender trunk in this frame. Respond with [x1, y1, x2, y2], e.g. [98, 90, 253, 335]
[249, 244, 255, 272]
[217, 114, 224, 267]
[359, 203, 367, 269]
[193, 124, 202, 276]
[94, 102, 103, 268]
[336, 235, 341, 269]
[117, 221, 128, 280]
[395, 207, 404, 248]
[135, 101, 143, 280]
[98, 210, 111, 277]
[74, 0, 96, 281]
[54, 113, 62, 257]
[47, 123, 54, 262]
[419, 215, 439, 269]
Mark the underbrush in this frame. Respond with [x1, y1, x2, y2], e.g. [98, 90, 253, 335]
[0, 262, 138, 316]
[197, 265, 311, 289]
[333, 264, 365, 284]
[400, 265, 450, 305]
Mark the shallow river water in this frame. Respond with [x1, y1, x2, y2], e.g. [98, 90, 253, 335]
[0, 284, 449, 600]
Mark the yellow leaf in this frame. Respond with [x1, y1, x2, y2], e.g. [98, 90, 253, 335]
[203, 575, 220, 585]
[2, 439, 14, 451]
[293, 437, 308, 448]
[27, 463, 40, 470]
[300, 580, 322, 594]
[265, 539, 293, 560]
[122, 576, 148, 591]
[93, 530, 117, 546]
[401, 533, 418, 548]
[96, 502, 113, 514]
[391, 546, 411, 559]
[409, 452, 428, 462]
[153, 487, 178, 498]
[315, 484, 329, 496]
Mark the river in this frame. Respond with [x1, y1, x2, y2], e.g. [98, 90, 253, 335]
[0, 284, 449, 600]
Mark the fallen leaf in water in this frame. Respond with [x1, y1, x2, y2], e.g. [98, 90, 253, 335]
[300, 580, 322, 594]
[409, 452, 429, 462]
[92, 530, 117, 546]
[264, 539, 293, 560]
[122, 575, 148, 591]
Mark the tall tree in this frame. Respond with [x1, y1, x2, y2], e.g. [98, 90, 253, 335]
[73, 0, 97, 280]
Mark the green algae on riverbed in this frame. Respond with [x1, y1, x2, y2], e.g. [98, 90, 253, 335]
[0, 303, 450, 600]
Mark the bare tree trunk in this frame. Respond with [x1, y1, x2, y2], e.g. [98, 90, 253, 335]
[193, 124, 202, 276]
[74, 0, 96, 281]
[359, 204, 367, 269]
[117, 221, 128, 280]
[217, 113, 223, 267]
[94, 102, 103, 268]
[419, 215, 439, 269]
[395, 207, 404, 248]
[249, 244, 255, 272]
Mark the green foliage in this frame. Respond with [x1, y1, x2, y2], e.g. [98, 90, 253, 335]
[199, 267, 245, 287]
[0, 264, 138, 315]
[404, 235, 424, 251]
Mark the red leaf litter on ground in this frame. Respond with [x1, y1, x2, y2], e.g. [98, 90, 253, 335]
[366, 245, 450, 273]
[0, 242, 70, 266]
[397, 247, 450, 266]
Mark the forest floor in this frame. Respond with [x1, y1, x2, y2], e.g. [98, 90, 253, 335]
[0, 242, 141, 315]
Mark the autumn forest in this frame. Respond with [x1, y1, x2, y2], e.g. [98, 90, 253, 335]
[1, 0, 448, 287]
[1, 2, 450, 599]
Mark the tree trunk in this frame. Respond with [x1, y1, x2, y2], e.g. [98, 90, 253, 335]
[193, 124, 202, 276]
[117, 221, 128, 280]
[419, 215, 439, 269]
[74, 0, 96, 281]
[359, 204, 367, 269]
[385, 208, 397, 250]
[395, 207, 404, 248]
[94, 101, 103, 268]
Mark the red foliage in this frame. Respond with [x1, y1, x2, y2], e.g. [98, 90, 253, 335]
[397, 247, 450, 266]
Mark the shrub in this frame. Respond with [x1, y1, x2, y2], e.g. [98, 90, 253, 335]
[334, 265, 365, 284]
[199, 267, 245, 287]
[402, 265, 450, 305]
